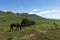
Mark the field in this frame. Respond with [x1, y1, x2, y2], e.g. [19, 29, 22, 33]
[0, 12, 60, 40]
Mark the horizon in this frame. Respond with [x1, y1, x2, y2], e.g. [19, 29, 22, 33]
[0, 0, 60, 19]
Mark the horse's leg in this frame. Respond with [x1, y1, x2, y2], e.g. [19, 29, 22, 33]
[9, 26, 13, 32]
[17, 26, 19, 31]
[19, 26, 21, 30]
[15, 26, 19, 31]
[16, 26, 21, 31]
[11, 27, 13, 31]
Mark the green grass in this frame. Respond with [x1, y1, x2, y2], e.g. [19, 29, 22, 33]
[0, 13, 60, 40]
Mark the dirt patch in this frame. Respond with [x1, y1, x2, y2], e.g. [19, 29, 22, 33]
[21, 34, 36, 39]
[0, 32, 14, 38]
[36, 30, 49, 33]
[0, 30, 48, 39]
[0, 30, 37, 39]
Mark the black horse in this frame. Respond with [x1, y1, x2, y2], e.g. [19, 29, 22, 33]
[9, 23, 21, 31]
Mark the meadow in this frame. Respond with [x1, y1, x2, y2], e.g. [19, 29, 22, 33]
[0, 12, 60, 40]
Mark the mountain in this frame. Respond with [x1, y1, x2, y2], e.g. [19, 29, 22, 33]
[0, 11, 47, 27]
[0, 11, 59, 27]
[19, 13, 46, 21]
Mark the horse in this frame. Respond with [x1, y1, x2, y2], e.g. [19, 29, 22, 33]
[9, 23, 21, 31]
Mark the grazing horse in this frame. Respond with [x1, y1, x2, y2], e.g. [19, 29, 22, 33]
[9, 23, 21, 31]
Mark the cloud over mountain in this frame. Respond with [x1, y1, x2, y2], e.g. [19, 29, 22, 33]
[28, 9, 60, 19]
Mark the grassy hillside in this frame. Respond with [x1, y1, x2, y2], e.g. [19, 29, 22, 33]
[0, 11, 47, 27]
[0, 11, 60, 40]
[0, 13, 22, 27]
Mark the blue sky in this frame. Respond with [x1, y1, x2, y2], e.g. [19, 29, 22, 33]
[0, 0, 60, 19]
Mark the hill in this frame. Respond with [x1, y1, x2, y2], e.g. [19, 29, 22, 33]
[0, 11, 47, 27]
[0, 11, 60, 40]
[19, 13, 45, 20]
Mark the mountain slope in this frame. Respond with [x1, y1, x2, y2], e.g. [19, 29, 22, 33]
[0, 11, 46, 27]
[19, 13, 46, 21]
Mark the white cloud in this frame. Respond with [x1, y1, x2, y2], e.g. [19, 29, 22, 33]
[2, 10, 7, 12]
[39, 10, 59, 14]
[28, 9, 39, 14]
[32, 9, 39, 12]
[29, 9, 60, 15]
[28, 9, 60, 19]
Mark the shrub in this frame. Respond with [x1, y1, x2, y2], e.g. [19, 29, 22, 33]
[8, 37, 18, 40]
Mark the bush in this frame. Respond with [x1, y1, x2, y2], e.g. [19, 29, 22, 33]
[8, 37, 18, 40]
[21, 19, 35, 27]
